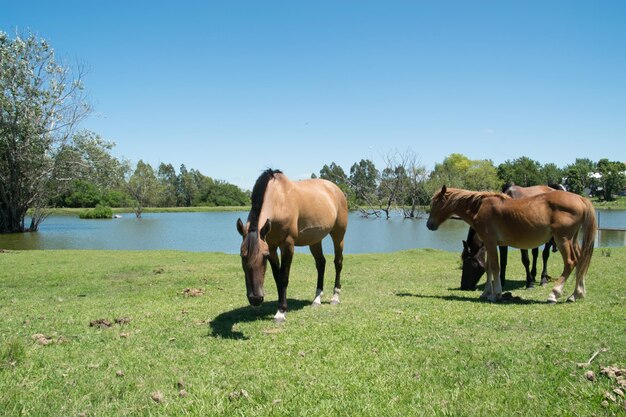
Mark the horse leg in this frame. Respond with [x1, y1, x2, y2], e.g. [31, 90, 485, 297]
[483, 244, 501, 301]
[330, 232, 345, 305]
[309, 242, 326, 307]
[569, 236, 586, 302]
[520, 249, 532, 288]
[540, 242, 552, 285]
[530, 247, 539, 282]
[273, 241, 294, 323]
[547, 237, 576, 304]
[498, 246, 507, 289]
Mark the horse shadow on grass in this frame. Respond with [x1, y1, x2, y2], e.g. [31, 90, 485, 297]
[395, 290, 545, 305]
[208, 299, 310, 340]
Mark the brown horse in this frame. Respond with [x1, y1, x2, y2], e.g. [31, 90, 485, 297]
[461, 184, 564, 290]
[428, 185, 596, 303]
[236, 169, 348, 322]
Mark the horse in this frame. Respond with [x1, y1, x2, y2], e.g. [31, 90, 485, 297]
[427, 185, 596, 303]
[460, 184, 565, 290]
[236, 169, 348, 322]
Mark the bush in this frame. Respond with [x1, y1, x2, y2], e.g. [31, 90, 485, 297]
[79, 205, 113, 219]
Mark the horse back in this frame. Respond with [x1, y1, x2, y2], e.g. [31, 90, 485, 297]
[264, 176, 348, 246]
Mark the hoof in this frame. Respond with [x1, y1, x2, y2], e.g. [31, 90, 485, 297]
[566, 295, 576, 303]
[546, 299, 557, 305]
[273, 311, 286, 323]
[525, 284, 535, 290]
[311, 301, 322, 308]
[330, 299, 340, 306]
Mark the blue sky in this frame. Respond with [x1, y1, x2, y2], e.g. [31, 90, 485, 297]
[2, 1, 625, 189]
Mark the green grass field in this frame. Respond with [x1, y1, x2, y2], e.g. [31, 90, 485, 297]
[1, 248, 624, 416]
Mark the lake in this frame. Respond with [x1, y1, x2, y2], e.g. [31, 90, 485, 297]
[1, 210, 624, 254]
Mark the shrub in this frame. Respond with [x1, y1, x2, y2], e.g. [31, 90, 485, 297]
[79, 205, 113, 219]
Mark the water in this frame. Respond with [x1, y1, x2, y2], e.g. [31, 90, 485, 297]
[0, 210, 624, 253]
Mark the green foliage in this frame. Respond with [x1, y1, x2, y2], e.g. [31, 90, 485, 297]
[78, 204, 113, 219]
[564, 158, 596, 195]
[0, 249, 624, 415]
[595, 159, 625, 201]
[0, 31, 90, 232]
[497, 156, 543, 186]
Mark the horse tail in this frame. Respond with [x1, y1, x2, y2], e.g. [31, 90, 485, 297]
[576, 197, 597, 279]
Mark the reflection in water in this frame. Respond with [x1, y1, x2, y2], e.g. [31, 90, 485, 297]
[0, 209, 624, 253]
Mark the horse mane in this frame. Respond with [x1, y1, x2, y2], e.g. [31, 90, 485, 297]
[443, 188, 509, 214]
[248, 168, 282, 232]
[501, 182, 515, 193]
[548, 183, 566, 191]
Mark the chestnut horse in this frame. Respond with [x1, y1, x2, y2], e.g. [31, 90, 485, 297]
[236, 169, 348, 322]
[428, 186, 596, 303]
[460, 184, 564, 290]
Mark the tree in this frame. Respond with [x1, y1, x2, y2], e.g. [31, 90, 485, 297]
[349, 159, 379, 208]
[497, 157, 543, 187]
[425, 154, 498, 198]
[316, 162, 355, 207]
[564, 158, 596, 195]
[540, 163, 564, 186]
[51, 130, 129, 207]
[127, 160, 159, 218]
[156, 163, 178, 207]
[595, 159, 625, 201]
[0, 31, 90, 232]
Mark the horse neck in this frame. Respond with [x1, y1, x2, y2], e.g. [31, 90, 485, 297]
[445, 190, 489, 223]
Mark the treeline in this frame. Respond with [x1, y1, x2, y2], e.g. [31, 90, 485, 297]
[310, 151, 625, 218]
[47, 132, 249, 216]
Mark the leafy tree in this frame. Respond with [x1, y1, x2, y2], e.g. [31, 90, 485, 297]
[349, 159, 379, 207]
[595, 159, 625, 201]
[156, 163, 178, 207]
[497, 157, 543, 187]
[127, 160, 159, 218]
[0, 31, 90, 232]
[177, 164, 197, 207]
[564, 158, 596, 195]
[540, 163, 564, 186]
[51, 130, 129, 207]
[316, 162, 355, 207]
[425, 154, 499, 198]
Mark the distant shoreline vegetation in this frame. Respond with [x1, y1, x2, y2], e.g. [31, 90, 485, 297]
[37, 195, 626, 217]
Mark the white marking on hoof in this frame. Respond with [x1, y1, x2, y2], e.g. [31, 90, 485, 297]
[547, 293, 558, 304]
[330, 287, 341, 305]
[273, 310, 286, 323]
[312, 289, 323, 307]
[566, 295, 576, 303]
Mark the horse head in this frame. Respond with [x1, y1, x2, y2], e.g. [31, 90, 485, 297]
[236, 218, 272, 306]
[426, 185, 448, 231]
[460, 234, 486, 290]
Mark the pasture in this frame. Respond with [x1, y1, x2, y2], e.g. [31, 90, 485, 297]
[1, 248, 624, 416]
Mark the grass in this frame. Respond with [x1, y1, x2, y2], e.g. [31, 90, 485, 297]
[0, 248, 625, 416]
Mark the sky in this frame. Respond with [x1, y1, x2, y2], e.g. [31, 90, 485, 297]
[2, 1, 626, 190]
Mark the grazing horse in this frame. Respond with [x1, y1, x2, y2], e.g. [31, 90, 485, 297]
[428, 186, 596, 303]
[236, 169, 348, 322]
[460, 184, 565, 290]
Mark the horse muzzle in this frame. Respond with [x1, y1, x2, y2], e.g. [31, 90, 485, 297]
[247, 294, 264, 306]
[426, 218, 438, 231]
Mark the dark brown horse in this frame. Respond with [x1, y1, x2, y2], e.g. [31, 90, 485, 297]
[460, 184, 565, 290]
[428, 186, 596, 303]
[236, 169, 348, 322]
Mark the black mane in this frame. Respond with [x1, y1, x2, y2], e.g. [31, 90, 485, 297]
[248, 168, 282, 231]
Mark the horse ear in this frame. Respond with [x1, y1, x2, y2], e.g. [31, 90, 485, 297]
[462, 240, 469, 251]
[441, 185, 447, 194]
[260, 219, 271, 241]
[236, 218, 245, 236]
